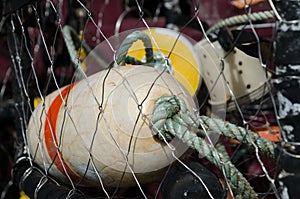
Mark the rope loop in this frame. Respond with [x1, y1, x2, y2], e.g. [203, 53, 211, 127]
[115, 30, 153, 66]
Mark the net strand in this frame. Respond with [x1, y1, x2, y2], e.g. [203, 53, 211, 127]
[243, 5, 280, 198]
[1, 1, 284, 198]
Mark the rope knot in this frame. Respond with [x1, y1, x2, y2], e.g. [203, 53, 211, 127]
[150, 95, 188, 141]
[149, 95, 277, 199]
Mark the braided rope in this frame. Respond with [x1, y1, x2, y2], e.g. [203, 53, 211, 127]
[199, 115, 277, 160]
[206, 10, 275, 34]
[62, 25, 107, 77]
[115, 30, 154, 65]
[62, 25, 86, 79]
[150, 95, 278, 198]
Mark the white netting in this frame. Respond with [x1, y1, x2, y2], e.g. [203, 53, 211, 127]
[0, 0, 289, 199]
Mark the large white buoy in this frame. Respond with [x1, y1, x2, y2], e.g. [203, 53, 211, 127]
[27, 65, 196, 188]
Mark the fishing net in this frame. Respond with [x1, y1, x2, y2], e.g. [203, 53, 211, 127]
[0, 0, 293, 198]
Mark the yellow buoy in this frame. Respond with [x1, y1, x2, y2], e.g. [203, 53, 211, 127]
[126, 28, 201, 96]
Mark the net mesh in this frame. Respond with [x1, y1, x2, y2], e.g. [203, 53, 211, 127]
[0, 0, 289, 198]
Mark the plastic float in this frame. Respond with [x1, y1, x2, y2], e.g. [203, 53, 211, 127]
[27, 65, 196, 188]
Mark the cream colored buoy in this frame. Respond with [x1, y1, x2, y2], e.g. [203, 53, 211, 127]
[194, 39, 272, 112]
[27, 65, 196, 188]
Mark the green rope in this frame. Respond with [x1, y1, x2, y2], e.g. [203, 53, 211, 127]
[115, 30, 174, 73]
[199, 115, 277, 160]
[115, 30, 154, 66]
[206, 10, 275, 35]
[62, 25, 86, 79]
[62, 25, 108, 79]
[150, 95, 278, 199]
[215, 141, 231, 161]
[124, 56, 144, 65]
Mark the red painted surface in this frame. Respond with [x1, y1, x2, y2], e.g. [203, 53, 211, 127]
[44, 83, 81, 182]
